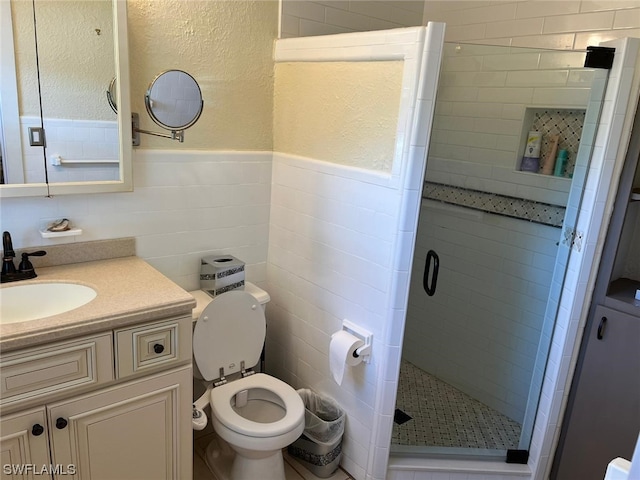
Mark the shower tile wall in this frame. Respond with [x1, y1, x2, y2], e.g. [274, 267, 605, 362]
[427, 44, 596, 207]
[404, 201, 559, 422]
[403, 44, 597, 424]
[422, 1, 640, 50]
[280, 1, 424, 38]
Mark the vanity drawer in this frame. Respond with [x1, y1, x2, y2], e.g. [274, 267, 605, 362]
[115, 316, 191, 378]
[0, 333, 113, 409]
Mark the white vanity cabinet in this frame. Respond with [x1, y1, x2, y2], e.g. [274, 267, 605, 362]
[0, 316, 193, 480]
[48, 366, 191, 480]
[0, 407, 51, 477]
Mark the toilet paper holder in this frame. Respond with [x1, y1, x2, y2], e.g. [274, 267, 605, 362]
[342, 320, 372, 363]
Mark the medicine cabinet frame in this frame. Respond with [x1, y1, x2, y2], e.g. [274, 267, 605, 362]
[0, 0, 132, 198]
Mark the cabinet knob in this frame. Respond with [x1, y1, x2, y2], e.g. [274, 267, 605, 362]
[153, 343, 165, 354]
[56, 417, 68, 429]
[31, 424, 44, 436]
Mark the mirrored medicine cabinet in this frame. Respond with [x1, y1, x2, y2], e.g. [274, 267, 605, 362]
[0, 0, 132, 198]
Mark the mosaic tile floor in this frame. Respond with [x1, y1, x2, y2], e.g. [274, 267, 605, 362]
[392, 360, 522, 450]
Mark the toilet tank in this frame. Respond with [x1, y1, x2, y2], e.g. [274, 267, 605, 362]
[189, 281, 270, 320]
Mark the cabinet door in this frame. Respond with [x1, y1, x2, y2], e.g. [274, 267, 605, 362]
[554, 305, 640, 480]
[0, 407, 51, 480]
[47, 366, 192, 480]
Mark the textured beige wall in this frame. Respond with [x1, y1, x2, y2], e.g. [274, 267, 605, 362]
[128, 0, 278, 150]
[273, 61, 404, 172]
[12, 0, 114, 120]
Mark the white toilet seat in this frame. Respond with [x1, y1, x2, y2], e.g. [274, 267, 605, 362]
[210, 373, 304, 438]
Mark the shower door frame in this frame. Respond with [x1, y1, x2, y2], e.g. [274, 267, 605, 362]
[384, 37, 640, 480]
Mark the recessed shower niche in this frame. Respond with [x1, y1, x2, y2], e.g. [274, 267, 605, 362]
[516, 107, 587, 178]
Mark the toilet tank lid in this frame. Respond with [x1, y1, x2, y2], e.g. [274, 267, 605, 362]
[188, 282, 270, 319]
[243, 282, 270, 305]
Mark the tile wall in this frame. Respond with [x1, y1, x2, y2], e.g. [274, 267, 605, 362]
[280, 1, 424, 38]
[404, 200, 559, 423]
[281, 0, 640, 52]
[0, 150, 272, 292]
[19, 117, 120, 184]
[269, 26, 445, 480]
[19, 117, 119, 184]
[428, 43, 596, 207]
[422, 0, 640, 50]
[401, 41, 602, 428]
[266, 152, 405, 480]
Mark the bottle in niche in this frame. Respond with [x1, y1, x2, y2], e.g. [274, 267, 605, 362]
[540, 134, 560, 175]
[554, 149, 569, 177]
[521, 131, 542, 172]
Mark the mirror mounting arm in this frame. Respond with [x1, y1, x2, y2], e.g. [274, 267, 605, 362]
[131, 112, 184, 145]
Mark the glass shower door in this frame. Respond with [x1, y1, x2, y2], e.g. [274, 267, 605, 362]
[393, 42, 609, 459]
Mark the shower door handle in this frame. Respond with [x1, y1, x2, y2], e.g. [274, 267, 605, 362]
[423, 249, 439, 296]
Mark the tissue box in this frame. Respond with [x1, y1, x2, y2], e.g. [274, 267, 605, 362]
[200, 255, 245, 297]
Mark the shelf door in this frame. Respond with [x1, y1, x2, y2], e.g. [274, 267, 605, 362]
[554, 305, 640, 480]
[47, 366, 192, 480]
[0, 407, 51, 480]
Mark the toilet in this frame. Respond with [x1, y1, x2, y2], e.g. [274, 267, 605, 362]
[190, 284, 305, 480]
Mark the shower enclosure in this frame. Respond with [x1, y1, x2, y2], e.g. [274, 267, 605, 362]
[393, 42, 609, 460]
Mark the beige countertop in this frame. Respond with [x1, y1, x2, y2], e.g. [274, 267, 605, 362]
[0, 256, 196, 352]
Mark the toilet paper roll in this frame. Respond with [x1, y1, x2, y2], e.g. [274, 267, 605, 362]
[330, 330, 364, 385]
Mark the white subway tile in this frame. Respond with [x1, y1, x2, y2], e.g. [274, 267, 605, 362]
[538, 51, 586, 69]
[531, 87, 591, 106]
[449, 2, 518, 26]
[482, 53, 541, 71]
[580, 0, 639, 13]
[443, 23, 487, 42]
[386, 5, 424, 26]
[485, 17, 545, 38]
[282, 1, 326, 22]
[280, 14, 300, 36]
[613, 8, 640, 28]
[511, 33, 576, 50]
[543, 11, 615, 34]
[516, 1, 580, 19]
[506, 69, 569, 87]
[298, 18, 351, 36]
[477, 87, 534, 104]
[325, 6, 370, 30]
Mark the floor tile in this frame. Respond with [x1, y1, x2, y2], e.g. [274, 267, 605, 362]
[392, 360, 522, 449]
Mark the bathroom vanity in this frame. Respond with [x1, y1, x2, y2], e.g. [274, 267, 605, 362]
[0, 254, 195, 479]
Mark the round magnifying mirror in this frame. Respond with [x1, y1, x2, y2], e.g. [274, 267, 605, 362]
[145, 70, 203, 131]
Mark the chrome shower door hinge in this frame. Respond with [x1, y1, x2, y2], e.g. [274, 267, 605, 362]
[562, 226, 583, 252]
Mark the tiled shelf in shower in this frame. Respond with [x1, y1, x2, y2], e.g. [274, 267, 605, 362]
[516, 107, 586, 178]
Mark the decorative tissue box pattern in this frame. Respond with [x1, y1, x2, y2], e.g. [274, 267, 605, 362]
[200, 255, 245, 297]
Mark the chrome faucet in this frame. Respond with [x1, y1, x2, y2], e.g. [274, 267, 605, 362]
[1, 231, 47, 283]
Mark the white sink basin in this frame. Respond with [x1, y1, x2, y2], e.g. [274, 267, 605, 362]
[0, 282, 97, 324]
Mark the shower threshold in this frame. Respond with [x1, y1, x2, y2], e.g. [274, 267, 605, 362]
[392, 360, 522, 452]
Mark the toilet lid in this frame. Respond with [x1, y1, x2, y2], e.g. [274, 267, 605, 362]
[193, 290, 266, 381]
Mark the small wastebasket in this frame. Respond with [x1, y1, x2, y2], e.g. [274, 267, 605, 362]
[288, 389, 345, 478]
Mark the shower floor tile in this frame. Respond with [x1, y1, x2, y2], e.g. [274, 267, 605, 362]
[392, 360, 522, 450]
